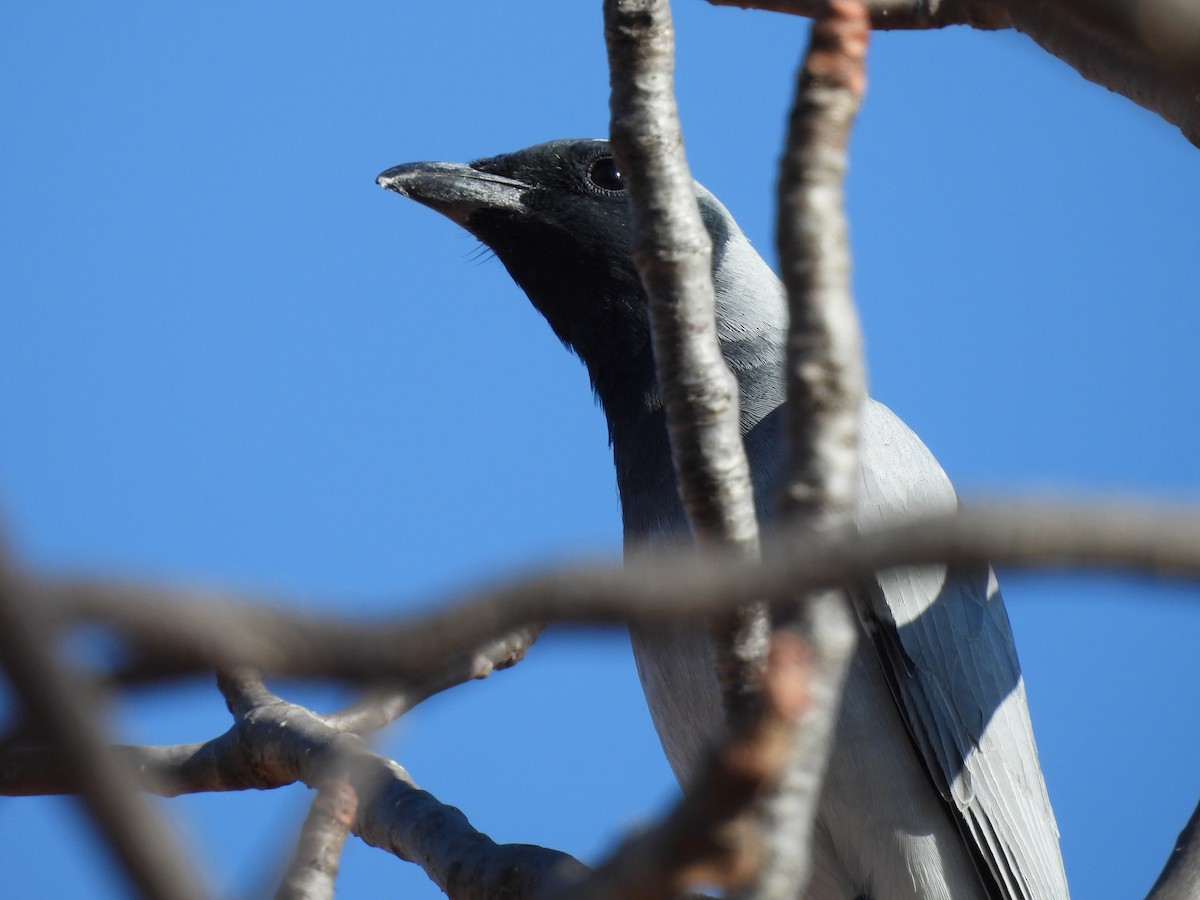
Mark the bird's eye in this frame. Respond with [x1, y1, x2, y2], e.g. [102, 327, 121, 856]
[587, 156, 624, 192]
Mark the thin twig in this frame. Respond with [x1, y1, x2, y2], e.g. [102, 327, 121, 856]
[324, 627, 538, 735]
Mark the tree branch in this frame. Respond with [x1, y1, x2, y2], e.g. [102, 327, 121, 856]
[705, 0, 1006, 29]
[3, 670, 588, 898]
[0, 551, 206, 900]
[603, 0, 761, 555]
[322, 627, 539, 735]
[744, 2, 869, 895]
[776, 0, 868, 531]
[275, 779, 358, 900]
[5, 503, 1200, 692]
[604, 0, 770, 718]
[705, 0, 1200, 146]
[7, 502, 1200, 895]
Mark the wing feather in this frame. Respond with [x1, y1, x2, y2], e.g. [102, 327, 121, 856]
[855, 400, 1069, 900]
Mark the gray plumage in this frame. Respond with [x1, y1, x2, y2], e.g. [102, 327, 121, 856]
[377, 138, 1069, 900]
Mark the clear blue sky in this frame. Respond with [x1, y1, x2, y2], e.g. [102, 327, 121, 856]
[3, 4, 1199, 898]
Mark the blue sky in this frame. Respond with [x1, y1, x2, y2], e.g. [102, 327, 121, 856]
[3, 4, 1199, 898]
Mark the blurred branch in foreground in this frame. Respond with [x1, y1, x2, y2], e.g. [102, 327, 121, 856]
[7, 502, 1200, 691]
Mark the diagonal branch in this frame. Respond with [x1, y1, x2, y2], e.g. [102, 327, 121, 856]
[322, 626, 539, 735]
[3, 673, 588, 899]
[0, 551, 207, 900]
[705, 0, 1200, 147]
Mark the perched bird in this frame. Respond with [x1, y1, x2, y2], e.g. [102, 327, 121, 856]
[377, 138, 1069, 900]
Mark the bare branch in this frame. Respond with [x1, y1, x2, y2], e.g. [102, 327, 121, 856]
[323, 626, 539, 735]
[275, 779, 358, 900]
[705, 0, 1006, 29]
[0, 735, 278, 797]
[0, 552, 207, 900]
[6, 500, 1200, 895]
[603, 0, 761, 555]
[743, 1, 871, 895]
[776, 0, 868, 531]
[604, 0, 769, 717]
[1006, 0, 1200, 146]
[207, 682, 589, 900]
[706, 0, 1200, 146]
[4, 673, 588, 898]
[1147, 797, 1200, 900]
[7, 502, 1200, 690]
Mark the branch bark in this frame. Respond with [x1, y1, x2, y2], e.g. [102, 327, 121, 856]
[6, 502, 1200, 894]
[0, 551, 206, 900]
[3, 502, 1199, 690]
[706, 0, 1200, 146]
[603, 0, 761, 555]
[274, 779, 357, 900]
[744, 2, 869, 895]
[1147, 797, 1200, 900]
[322, 626, 539, 735]
[604, 0, 770, 719]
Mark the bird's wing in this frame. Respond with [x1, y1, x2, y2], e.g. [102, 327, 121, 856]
[853, 399, 1069, 900]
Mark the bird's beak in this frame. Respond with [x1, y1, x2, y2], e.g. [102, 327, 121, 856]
[376, 162, 529, 226]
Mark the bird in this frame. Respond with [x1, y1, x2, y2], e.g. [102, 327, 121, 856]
[377, 138, 1069, 900]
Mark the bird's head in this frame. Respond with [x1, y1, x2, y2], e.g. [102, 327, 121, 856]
[377, 138, 784, 424]
[378, 139, 642, 368]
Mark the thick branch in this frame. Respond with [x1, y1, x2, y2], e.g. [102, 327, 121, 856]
[1005, 0, 1200, 146]
[706, 0, 1200, 146]
[3, 674, 588, 898]
[210, 686, 588, 900]
[604, 0, 769, 717]
[8, 503, 1200, 689]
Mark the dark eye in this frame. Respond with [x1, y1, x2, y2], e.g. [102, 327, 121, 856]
[587, 156, 624, 192]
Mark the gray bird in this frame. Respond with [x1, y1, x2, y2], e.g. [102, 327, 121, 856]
[377, 138, 1069, 900]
